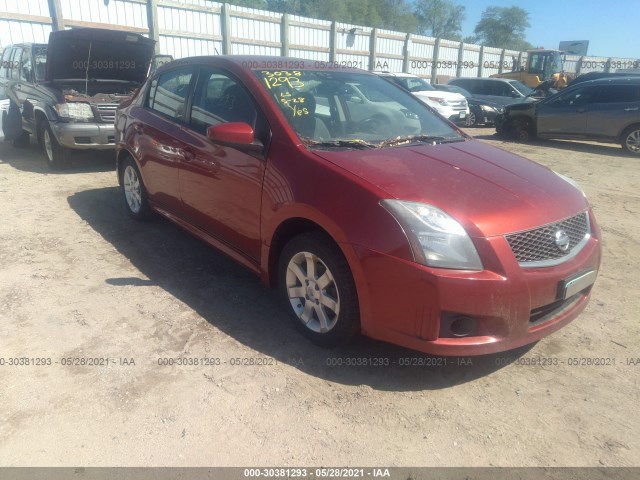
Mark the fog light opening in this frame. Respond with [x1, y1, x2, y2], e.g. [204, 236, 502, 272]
[449, 316, 477, 338]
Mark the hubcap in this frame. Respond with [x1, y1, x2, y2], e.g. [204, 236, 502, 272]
[43, 129, 53, 161]
[626, 129, 640, 153]
[466, 112, 476, 126]
[286, 251, 340, 333]
[123, 165, 142, 213]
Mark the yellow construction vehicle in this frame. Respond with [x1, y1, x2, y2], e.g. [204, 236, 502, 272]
[492, 49, 574, 90]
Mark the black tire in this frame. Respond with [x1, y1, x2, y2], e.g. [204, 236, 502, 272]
[11, 130, 30, 148]
[278, 232, 360, 347]
[621, 125, 640, 156]
[465, 111, 477, 127]
[513, 118, 533, 143]
[38, 121, 70, 170]
[119, 157, 151, 220]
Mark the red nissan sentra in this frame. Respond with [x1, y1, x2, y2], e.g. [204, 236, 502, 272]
[115, 56, 601, 356]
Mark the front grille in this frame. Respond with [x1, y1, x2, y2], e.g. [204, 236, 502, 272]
[505, 212, 590, 266]
[96, 103, 118, 123]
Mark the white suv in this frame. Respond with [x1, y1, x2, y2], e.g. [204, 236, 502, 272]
[376, 72, 469, 124]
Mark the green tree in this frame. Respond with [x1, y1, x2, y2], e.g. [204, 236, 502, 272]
[472, 6, 533, 50]
[414, 0, 465, 40]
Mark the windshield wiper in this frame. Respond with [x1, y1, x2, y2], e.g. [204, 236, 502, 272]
[379, 135, 465, 148]
[305, 139, 377, 150]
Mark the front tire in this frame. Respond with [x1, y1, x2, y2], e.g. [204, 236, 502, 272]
[621, 125, 640, 156]
[278, 233, 360, 347]
[120, 157, 151, 220]
[38, 121, 70, 170]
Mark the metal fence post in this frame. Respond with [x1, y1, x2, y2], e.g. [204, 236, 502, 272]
[221, 3, 232, 55]
[517, 51, 523, 72]
[605, 57, 613, 73]
[499, 48, 506, 73]
[402, 33, 411, 73]
[281, 13, 289, 57]
[430, 37, 440, 83]
[576, 56, 584, 76]
[478, 45, 484, 77]
[369, 28, 377, 71]
[146, 0, 159, 54]
[47, 0, 64, 31]
[329, 21, 337, 62]
[456, 42, 464, 78]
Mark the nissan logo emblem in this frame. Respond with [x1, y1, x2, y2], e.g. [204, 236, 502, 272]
[554, 229, 570, 252]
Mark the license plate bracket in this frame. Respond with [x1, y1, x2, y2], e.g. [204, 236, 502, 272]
[558, 270, 597, 300]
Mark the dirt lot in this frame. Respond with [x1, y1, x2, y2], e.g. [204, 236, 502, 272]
[0, 127, 638, 468]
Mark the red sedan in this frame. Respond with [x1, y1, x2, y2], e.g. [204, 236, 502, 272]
[115, 56, 601, 356]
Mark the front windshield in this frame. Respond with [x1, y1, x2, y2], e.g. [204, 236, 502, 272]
[254, 69, 462, 148]
[510, 80, 535, 96]
[397, 76, 435, 93]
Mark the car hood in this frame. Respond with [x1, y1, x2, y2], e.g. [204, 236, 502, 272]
[413, 90, 466, 102]
[46, 28, 155, 84]
[312, 139, 587, 237]
[505, 101, 536, 113]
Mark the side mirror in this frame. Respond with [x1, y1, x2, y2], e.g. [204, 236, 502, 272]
[207, 122, 263, 152]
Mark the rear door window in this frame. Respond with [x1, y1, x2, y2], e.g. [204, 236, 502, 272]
[592, 85, 640, 103]
[19, 47, 32, 82]
[147, 67, 194, 121]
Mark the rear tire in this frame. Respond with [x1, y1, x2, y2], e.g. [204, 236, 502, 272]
[621, 125, 640, 156]
[278, 232, 360, 348]
[38, 121, 70, 170]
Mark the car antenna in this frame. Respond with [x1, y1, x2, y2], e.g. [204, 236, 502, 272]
[84, 41, 92, 95]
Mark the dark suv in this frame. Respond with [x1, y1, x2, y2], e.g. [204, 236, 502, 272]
[0, 28, 154, 169]
[495, 77, 640, 155]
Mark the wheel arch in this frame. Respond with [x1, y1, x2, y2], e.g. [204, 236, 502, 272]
[265, 217, 344, 289]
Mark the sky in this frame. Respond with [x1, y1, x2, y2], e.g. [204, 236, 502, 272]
[457, 0, 639, 59]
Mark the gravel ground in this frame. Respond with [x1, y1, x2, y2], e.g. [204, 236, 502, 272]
[0, 126, 638, 467]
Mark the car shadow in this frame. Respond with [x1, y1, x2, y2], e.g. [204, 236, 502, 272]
[67, 186, 532, 391]
[0, 140, 115, 174]
[472, 134, 631, 158]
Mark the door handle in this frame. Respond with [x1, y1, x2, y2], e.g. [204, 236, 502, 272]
[624, 107, 639, 111]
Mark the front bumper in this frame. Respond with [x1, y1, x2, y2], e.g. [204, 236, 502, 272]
[52, 122, 117, 150]
[352, 211, 601, 356]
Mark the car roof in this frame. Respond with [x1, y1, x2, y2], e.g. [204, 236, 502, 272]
[573, 76, 640, 86]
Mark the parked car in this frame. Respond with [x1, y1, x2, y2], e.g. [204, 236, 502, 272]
[447, 77, 539, 107]
[569, 70, 640, 86]
[115, 56, 601, 356]
[495, 76, 640, 155]
[0, 28, 155, 169]
[376, 72, 469, 124]
[434, 84, 504, 127]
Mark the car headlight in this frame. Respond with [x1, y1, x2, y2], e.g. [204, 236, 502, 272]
[426, 97, 450, 106]
[555, 171, 586, 198]
[481, 105, 501, 113]
[56, 102, 94, 121]
[381, 200, 483, 270]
